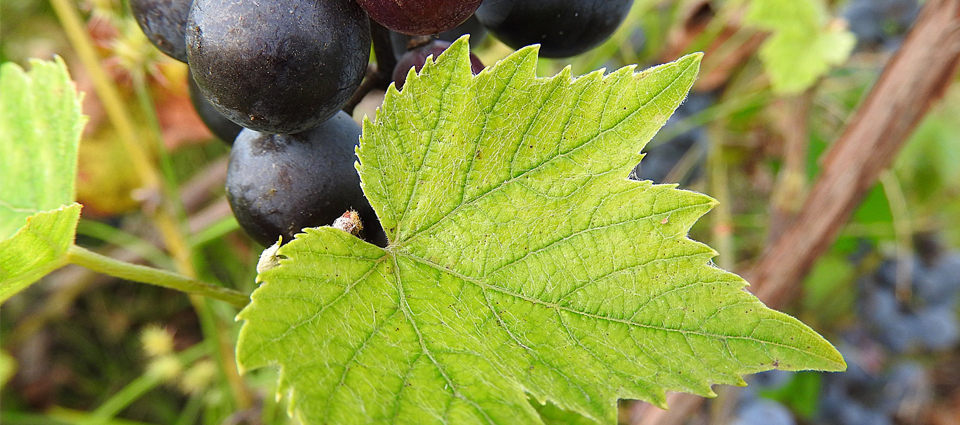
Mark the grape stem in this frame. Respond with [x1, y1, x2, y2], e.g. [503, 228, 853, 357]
[343, 21, 398, 114]
[66, 245, 250, 308]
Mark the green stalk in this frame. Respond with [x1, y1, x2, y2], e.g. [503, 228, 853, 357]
[129, 50, 254, 412]
[76, 220, 174, 269]
[78, 375, 161, 425]
[48, 0, 159, 190]
[188, 217, 240, 248]
[708, 126, 735, 270]
[66, 245, 249, 308]
[173, 394, 204, 425]
[131, 71, 189, 227]
[53, 0, 256, 410]
[880, 171, 914, 300]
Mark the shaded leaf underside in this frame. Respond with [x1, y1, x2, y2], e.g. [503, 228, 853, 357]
[237, 40, 844, 425]
[0, 204, 81, 301]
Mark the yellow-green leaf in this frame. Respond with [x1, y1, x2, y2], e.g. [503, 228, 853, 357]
[237, 39, 844, 425]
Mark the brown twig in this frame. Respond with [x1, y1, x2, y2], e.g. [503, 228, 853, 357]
[750, 0, 960, 308]
[628, 1, 960, 423]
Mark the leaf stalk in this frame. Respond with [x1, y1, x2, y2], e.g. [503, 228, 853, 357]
[66, 245, 249, 308]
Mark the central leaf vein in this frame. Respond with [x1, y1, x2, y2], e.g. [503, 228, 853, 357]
[398, 252, 836, 363]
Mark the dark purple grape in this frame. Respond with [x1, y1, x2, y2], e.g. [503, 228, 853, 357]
[733, 399, 795, 425]
[878, 361, 931, 416]
[832, 341, 879, 389]
[874, 256, 928, 291]
[225, 112, 384, 247]
[130, 0, 191, 62]
[389, 15, 488, 58]
[858, 288, 917, 353]
[914, 306, 959, 350]
[838, 404, 892, 425]
[748, 370, 792, 390]
[392, 40, 484, 89]
[843, 0, 920, 51]
[187, 0, 370, 134]
[188, 70, 242, 145]
[475, 0, 634, 58]
[922, 252, 960, 307]
[355, 0, 484, 36]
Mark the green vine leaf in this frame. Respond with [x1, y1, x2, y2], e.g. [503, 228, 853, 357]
[237, 39, 844, 424]
[746, 0, 855, 94]
[0, 58, 85, 301]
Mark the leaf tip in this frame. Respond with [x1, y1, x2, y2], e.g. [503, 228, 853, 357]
[819, 346, 848, 372]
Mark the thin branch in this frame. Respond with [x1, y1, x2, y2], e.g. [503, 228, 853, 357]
[67, 245, 250, 308]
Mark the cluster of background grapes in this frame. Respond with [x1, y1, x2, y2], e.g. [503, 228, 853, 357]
[725, 239, 960, 425]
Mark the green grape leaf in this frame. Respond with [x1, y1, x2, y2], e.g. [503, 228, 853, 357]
[757, 27, 856, 94]
[0, 58, 85, 301]
[745, 0, 855, 94]
[237, 39, 844, 425]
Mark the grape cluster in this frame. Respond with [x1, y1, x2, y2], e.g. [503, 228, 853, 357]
[823, 247, 959, 424]
[731, 371, 797, 425]
[630, 92, 712, 184]
[815, 336, 932, 425]
[842, 0, 920, 51]
[729, 243, 960, 425]
[130, 0, 636, 245]
[857, 252, 960, 353]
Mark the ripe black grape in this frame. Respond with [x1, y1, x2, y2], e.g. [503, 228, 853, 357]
[188, 70, 242, 145]
[392, 40, 484, 89]
[733, 399, 795, 425]
[356, 0, 484, 36]
[225, 112, 384, 247]
[187, 0, 370, 134]
[475, 0, 634, 58]
[389, 15, 488, 59]
[130, 0, 192, 62]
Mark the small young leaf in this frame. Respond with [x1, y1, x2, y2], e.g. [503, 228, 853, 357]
[745, 0, 855, 94]
[237, 39, 844, 424]
[757, 27, 856, 94]
[0, 58, 86, 300]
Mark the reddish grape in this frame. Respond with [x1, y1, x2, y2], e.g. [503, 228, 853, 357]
[391, 40, 484, 89]
[356, 0, 484, 36]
